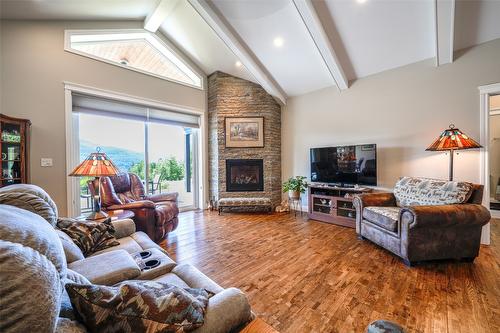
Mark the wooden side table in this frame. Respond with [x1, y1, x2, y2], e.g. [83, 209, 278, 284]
[75, 210, 134, 223]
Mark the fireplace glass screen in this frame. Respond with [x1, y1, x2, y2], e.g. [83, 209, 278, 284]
[226, 159, 264, 192]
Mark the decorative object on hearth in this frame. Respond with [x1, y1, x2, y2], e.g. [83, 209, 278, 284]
[426, 124, 482, 181]
[225, 117, 264, 148]
[69, 147, 120, 220]
[275, 199, 290, 213]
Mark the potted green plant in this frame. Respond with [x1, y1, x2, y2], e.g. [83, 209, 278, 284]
[282, 176, 308, 200]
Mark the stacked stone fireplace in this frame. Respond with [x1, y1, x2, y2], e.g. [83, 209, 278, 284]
[208, 71, 281, 208]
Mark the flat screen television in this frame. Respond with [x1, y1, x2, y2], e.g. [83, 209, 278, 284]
[310, 144, 377, 186]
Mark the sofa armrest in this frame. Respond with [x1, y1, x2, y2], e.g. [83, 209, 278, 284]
[68, 250, 141, 285]
[111, 218, 136, 239]
[192, 288, 252, 333]
[107, 200, 156, 210]
[401, 204, 491, 230]
[147, 192, 178, 203]
[172, 264, 224, 294]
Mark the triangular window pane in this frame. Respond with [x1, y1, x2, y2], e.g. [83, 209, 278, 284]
[67, 30, 202, 88]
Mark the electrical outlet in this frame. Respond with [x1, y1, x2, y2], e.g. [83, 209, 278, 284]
[41, 158, 53, 167]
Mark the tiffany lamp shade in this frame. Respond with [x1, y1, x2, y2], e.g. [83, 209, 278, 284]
[69, 147, 120, 220]
[426, 124, 482, 181]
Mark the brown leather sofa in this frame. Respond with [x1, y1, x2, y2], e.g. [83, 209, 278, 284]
[89, 173, 179, 242]
[353, 177, 491, 266]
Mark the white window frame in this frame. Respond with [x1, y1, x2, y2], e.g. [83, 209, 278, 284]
[64, 29, 204, 90]
[64, 82, 207, 216]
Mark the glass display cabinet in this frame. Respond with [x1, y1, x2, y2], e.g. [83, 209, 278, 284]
[0, 114, 31, 187]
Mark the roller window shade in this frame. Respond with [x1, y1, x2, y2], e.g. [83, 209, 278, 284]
[72, 94, 200, 128]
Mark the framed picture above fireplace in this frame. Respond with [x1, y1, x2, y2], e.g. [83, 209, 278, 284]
[225, 117, 264, 148]
[226, 159, 264, 192]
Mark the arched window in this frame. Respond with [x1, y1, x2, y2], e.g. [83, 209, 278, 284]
[65, 30, 203, 89]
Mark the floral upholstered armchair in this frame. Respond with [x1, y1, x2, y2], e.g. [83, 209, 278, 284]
[353, 177, 491, 266]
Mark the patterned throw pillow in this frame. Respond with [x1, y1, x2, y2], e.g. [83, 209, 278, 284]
[66, 280, 214, 333]
[393, 177, 474, 207]
[57, 218, 120, 257]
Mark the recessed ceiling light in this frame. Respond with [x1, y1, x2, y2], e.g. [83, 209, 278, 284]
[356, 0, 368, 3]
[235, 61, 242, 67]
[273, 37, 284, 48]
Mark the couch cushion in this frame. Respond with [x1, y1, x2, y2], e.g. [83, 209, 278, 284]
[0, 184, 58, 226]
[56, 230, 84, 263]
[66, 281, 213, 333]
[154, 272, 191, 288]
[131, 231, 165, 252]
[57, 218, 120, 257]
[394, 177, 473, 207]
[0, 204, 67, 279]
[68, 249, 141, 285]
[363, 206, 401, 232]
[90, 235, 143, 256]
[0, 240, 62, 333]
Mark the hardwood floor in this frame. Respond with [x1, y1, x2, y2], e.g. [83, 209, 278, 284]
[161, 211, 499, 333]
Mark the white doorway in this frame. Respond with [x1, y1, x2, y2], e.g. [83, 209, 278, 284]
[479, 83, 500, 245]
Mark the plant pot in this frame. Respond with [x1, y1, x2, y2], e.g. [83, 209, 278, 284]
[288, 190, 301, 200]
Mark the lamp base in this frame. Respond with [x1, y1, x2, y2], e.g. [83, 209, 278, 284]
[85, 210, 109, 221]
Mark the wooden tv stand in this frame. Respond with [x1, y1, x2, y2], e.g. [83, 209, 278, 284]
[308, 184, 372, 228]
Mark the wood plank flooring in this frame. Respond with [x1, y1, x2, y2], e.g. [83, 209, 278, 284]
[161, 211, 499, 333]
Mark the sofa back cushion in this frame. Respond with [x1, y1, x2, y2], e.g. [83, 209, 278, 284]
[56, 229, 85, 263]
[0, 184, 58, 226]
[0, 240, 62, 333]
[0, 205, 67, 279]
[394, 177, 474, 207]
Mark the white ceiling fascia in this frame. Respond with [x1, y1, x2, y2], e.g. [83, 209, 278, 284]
[144, 0, 181, 32]
[434, 0, 455, 66]
[292, 0, 348, 90]
[187, 0, 287, 105]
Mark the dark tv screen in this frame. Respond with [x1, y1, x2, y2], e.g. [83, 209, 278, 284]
[310, 144, 377, 186]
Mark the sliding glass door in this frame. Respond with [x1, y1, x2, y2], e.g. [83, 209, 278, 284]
[75, 95, 199, 214]
[148, 123, 195, 208]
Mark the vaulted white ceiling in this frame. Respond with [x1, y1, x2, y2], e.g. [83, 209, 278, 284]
[1, 0, 500, 103]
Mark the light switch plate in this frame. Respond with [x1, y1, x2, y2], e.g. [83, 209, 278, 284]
[41, 158, 53, 167]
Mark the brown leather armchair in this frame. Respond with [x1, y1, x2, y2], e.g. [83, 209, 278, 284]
[353, 177, 491, 266]
[89, 173, 179, 243]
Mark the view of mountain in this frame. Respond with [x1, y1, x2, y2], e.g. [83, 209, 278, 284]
[80, 140, 143, 172]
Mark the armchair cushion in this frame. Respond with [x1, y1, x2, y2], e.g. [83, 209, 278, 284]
[68, 249, 141, 285]
[66, 281, 213, 333]
[363, 206, 401, 232]
[57, 218, 120, 257]
[394, 177, 474, 207]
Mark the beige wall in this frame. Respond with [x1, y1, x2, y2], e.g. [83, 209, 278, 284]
[283, 38, 500, 192]
[0, 20, 206, 214]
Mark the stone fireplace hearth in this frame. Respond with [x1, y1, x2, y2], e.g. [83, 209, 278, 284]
[208, 71, 281, 207]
